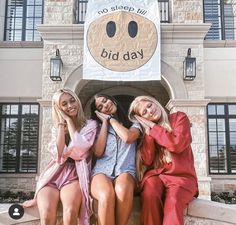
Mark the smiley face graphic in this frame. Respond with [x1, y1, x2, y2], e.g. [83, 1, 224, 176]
[87, 11, 158, 72]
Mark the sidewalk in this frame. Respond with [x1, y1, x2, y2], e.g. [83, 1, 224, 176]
[0, 204, 11, 212]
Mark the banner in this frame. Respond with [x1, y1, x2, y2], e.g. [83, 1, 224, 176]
[83, 0, 161, 81]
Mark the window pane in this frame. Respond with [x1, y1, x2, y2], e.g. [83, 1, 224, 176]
[34, 17, 42, 28]
[1, 105, 11, 115]
[31, 105, 39, 114]
[218, 132, 226, 145]
[26, 30, 33, 41]
[15, 6, 23, 17]
[15, 18, 23, 29]
[217, 105, 224, 115]
[209, 118, 216, 131]
[217, 119, 225, 131]
[208, 104, 216, 115]
[0, 116, 18, 172]
[22, 105, 30, 114]
[14, 30, 22, 41]
[209, 132, 217, 145]
[0, 103, 39, 173]
[209, 145, 227, 173]
[11, 105, 19, 114]
[28, 0, 35, 4]
[228, 105, 236, 115]
[229, 119, 236, 131]
[27, 6, 35, 17]
[230, 144, 236, 172]
[19, 115, 38, 172]
[26, 18, 34, 29]
[230, 132, 236, 145]
[35, 6, 43, 17]
[1, 104, 19, 115]
[34, 31, 41, 41]
[35, 0, 43, 5]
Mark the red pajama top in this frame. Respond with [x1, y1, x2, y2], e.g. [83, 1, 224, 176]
[140, 111, 198, 196]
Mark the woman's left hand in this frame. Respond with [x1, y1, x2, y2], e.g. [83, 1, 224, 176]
[95, 110, 111, 122]
[57, 106, 71, 123]
[135, 115, 155, 135]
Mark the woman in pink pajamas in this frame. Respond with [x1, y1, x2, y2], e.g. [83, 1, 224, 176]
[22, 89, 97, 225]
[128, 96, 198, 225]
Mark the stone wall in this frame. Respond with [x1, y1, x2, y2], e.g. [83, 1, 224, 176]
[0, 0, 218, 198]
[172, 0, 203, 23]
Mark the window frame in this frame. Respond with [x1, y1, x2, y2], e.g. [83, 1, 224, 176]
[4, 0, 44, 41]
[203, 0, 236, 40]
[207, 103, 236, 175]
[0, 102, 40, 174]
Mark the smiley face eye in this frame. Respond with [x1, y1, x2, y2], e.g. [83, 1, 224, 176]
[106, 21, 116, 38]
[128, 21, 138, 38]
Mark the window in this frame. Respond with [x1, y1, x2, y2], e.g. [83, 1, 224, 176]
[207, 103, 236, 174]
[0, 103, 39, 173]
[76, 0, 169, 24]
[204, 0, 236, 40]
[4, 0, 43, 41]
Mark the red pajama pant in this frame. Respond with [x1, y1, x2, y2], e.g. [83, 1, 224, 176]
[140, 176, 196, 225]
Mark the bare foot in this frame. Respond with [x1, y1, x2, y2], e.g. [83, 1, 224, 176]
[21, 199, 37, 208]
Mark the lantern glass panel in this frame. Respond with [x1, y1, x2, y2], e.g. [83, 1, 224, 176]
[50, 57, 62, 81]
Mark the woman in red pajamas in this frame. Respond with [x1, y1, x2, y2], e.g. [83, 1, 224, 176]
[128, 96, 198, 225]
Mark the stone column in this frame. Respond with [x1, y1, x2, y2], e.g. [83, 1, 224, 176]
[44, 0, 76, 24]
[166, 99, 211, 200]
[37, 24, 84, 172]
[171, 0, 203, 23]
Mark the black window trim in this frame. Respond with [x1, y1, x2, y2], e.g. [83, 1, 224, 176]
[0, 102, 40, 174]
[207, 102, 236, 175]
[4, 0, 44, 42]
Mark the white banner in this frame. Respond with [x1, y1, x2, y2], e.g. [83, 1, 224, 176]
[83, 0, 161, 81]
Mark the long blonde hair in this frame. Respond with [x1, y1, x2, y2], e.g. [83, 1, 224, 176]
[128, 96, 172, 181]
[52, 89, 86, 130]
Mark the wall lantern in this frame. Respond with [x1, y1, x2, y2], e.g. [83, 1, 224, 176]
[50, 49, 63, 81]
[183, 48, 196, 81]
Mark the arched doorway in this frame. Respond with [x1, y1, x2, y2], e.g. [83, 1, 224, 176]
[78, 81, 170, 116]
[114, 95, 135, 114]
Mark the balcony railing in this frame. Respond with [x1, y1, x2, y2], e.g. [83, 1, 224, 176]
[77, 0, 169, 24]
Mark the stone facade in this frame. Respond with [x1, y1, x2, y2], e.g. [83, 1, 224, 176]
[0, 0, 214, 198]
[3, 0, 234, 199]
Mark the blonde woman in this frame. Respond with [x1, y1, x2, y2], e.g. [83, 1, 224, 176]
[128, 96, 198, 225]
[22, 89, 97, 225]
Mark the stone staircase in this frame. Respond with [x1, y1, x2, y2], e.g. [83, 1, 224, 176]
[0, 198, 236, 225]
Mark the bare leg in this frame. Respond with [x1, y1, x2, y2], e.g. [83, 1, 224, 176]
[114, 173, 135, 225]
[91, 174, 115, 225]
[37, 186, 60, 225]
[60, 180, 82, 225]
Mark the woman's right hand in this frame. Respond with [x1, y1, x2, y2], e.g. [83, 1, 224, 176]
[55, 104, 67, 124]
[135, 115, 153, 135]
[95, 110, 110, 123]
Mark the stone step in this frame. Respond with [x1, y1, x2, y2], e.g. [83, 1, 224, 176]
[0, 198, 236, 225]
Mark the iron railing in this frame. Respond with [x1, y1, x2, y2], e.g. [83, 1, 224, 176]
[77, 0, 169, 24]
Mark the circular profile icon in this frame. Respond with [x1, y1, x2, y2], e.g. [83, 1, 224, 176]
[8, 204, 24, 220]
